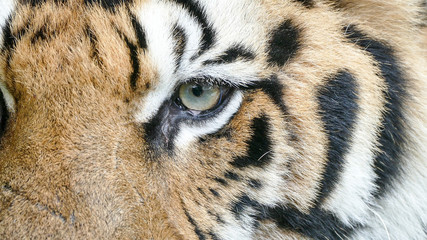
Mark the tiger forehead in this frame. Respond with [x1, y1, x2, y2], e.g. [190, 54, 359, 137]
[2, 1, 154, 99]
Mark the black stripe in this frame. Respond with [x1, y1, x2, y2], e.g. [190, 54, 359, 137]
[231, 194, 259, 220]
[230, 115, 272, 168]
[172, 24, 186, 72]
[172, 0, 215, 57]
[209, 188, 220, 198]
[203, 45, 255, 65]
[224, 171, 240, 181]
[31, 25, 49, 44]
[264, 205, 353, 239]
[84, 0, 125, 11]
[197, 187, 206, 196]
[207, 210, 225, 224]
[230, 194, 353, 239]
[316, 70, 359, 203]
[248, 179, 262, 189]
[344, 25, 407, 197]
[208, 231, 221, 240]
[213, 177, 228, 186]
[1, 16, 14, 52]
[243, 75, 288, 116]
[128, 13, 147, 89]
[86, 26, 103, 67]
[115, 29, 140, 90]
[183, 208, 207, 240]
[267, 19, 300, 66]
[124, 37, 140, 90]
[130, 13, 147, 50]
[2, 17, 30, 68]
[293, 0, 314, 8]
[2, 17, 29, 52]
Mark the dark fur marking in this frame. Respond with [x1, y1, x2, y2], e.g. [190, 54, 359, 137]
[31, 25, 51, 44]
[2, 16, 14, 52]
[120, 33, 140, 90]
[86, 27, 103, 67]
[231, 195, 260, 220]
[267, 20, 300, 66]
[293, 0, 314, 8]
[208, 231, 220, 240]
[207, 210, 225, 224]
[213, 177, 228, 186]
[172, 25, 187, 72]
[2, 17, 29, 51]
[229, 194, 354, 239]
[183, 208, 207, 240]
[344, 25, 407, 197]
[248, 179, 262, 189]
[128, 13, 147, 89]
[242, 75, 289, 117]
[2, 17, 31, 69]
[172, 0, 215, 57]
[230, 115, 273, 168]
[203, 45, 255, 65]
[35, 203, 67, 223]
[316, 70, 359, 203]
[224, 171, 240, 181]
[209, 188, 220, 197]
[197, 187, 207, 197]
[130, 13, 147, 50]
[84, 0, 125, 11]
[263, 205, 353, 239]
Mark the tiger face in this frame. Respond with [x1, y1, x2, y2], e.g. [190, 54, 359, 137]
[0, 0, 426, 239]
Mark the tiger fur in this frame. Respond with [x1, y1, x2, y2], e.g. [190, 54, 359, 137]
[0, 0, 426, 239]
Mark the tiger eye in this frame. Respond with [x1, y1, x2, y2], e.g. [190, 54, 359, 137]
[178, 83, 221, 111]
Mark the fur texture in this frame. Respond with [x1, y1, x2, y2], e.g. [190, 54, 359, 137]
[0, 0, 426, 239]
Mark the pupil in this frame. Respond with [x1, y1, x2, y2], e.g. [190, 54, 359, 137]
[191, 85, 204, 97]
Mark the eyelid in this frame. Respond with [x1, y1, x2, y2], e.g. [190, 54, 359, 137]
[179, 76, 240, 89]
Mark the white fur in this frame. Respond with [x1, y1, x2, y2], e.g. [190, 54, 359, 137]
[217, 210, 257, 240]
[0, 0, 16, 112]
[134, 1, 193, 122]
[0, 0, 14, 44]
[323, 85, 384, 225]
[175, 92, 243, 149]
[351, 114, 427, 239]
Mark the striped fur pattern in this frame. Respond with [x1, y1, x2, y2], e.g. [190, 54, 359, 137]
[0, 0, 426, 239]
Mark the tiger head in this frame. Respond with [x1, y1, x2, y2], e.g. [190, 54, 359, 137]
[0, 0, 426, 239]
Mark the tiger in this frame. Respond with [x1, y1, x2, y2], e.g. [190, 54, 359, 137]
[0, 0, 426, 239]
